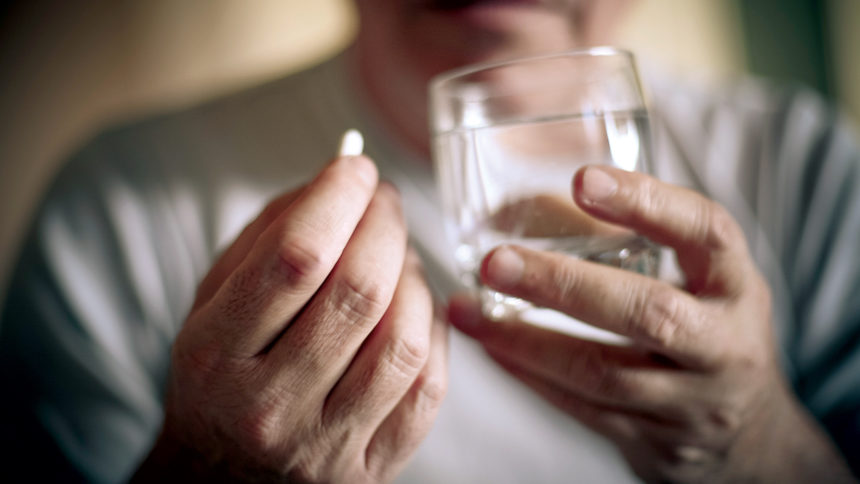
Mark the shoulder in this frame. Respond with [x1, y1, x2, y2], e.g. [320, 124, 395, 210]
[649, 72, 856, 160]
[645, 70, 859, 215]
[14, 56, 349, 331]
[60, 57, 339, 188]
[0, 55, 353, 482]
[35, 55, 346, 254]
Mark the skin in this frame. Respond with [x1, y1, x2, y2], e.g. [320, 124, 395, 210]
[350, 0, 632, 156]
[133, 156, 448, 482]
[448, 166, 856, 482]
[351, 0, 856, 481]
[132, 0, 855, 482]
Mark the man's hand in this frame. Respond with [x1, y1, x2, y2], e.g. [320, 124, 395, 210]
[449, 166, 854, 483]
[134, 155, 448, 483]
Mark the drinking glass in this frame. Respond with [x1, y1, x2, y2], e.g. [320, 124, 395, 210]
[430, 47, 659, 338]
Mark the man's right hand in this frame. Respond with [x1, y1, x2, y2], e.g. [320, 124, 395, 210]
[132, 154, 448, 483]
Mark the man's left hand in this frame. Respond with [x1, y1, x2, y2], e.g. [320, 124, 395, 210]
[449, 166, 855, 483]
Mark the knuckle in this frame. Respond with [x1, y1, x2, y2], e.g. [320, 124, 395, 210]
[236, 405, 283, 456]
[210, 268, 266, 328]
[655, 445, 711, 481]
[276, 235, 328, 282]
[702, 201, 741, 251]
[285, 467, 314, 484]
[575, 346, 625, 398]
[731, 342, 769, 373]
[172, 336, 224, 378]
[546, 258, 584, 301]
[636, 287, 683, 348]
[385, 334, 430, 377]
[337, 276, 391, 323]
[634, 176, 663, 222]
[224, 262, 265, 301]
[576, 346, 605, 387]
[598, 369, 634, 400]
[287, 458, 328, 484]
[705, 405, 741, 435]
[414, 371, 448, 408]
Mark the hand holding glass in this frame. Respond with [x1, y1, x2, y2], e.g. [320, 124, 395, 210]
[431, 48, 659, 339]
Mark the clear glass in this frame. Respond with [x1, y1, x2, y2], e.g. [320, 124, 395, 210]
[430, 47, 659, 338]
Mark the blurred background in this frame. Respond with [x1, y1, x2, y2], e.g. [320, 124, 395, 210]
[1, 0, 858, 294]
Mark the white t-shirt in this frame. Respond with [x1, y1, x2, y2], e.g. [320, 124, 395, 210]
[2, 53, 859, 483]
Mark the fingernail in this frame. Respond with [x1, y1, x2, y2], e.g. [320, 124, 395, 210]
[448, 294, 483, 332]
[484, 246, 524, 290]
[580, 167, 618, 203]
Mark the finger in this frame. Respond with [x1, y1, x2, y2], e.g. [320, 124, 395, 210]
[193, 187, 305, 309]
[268, 183, 408, 394]
[477, 245, 719, 366]
[493, 354, 638, 444]
[495, 353, 720, 478]
[364, 309, 449, 481]
[500, 358, 708, 484]
[572, 166, 752, 295]
[322, 250, 433, 431]
[194, 154, 379, 356]
[448, 292, 692, 411]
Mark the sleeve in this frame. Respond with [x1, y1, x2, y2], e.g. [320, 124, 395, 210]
[0, 133, 201, 483]
[766, 89, 860, 472]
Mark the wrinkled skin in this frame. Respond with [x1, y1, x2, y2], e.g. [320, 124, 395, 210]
[133, 156, 448, 483]
[131, 0, 856, 481]
[449, 167, 855, 483]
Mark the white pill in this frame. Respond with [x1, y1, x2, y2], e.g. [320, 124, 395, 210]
[338, 129, 364, 157]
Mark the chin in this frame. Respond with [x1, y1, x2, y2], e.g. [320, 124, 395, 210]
[402, 1, 577, 75]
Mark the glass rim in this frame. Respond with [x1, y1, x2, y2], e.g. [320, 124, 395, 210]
[429, 46, 636, 92]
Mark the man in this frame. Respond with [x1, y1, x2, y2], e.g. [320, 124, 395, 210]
[2, 0, 858, 482]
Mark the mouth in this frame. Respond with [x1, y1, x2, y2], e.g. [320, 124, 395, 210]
[418, 0, 543, 11]
[405, 0, 572, 62]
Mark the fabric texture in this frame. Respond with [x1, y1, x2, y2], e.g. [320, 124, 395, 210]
[2, 53, 859, 482]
